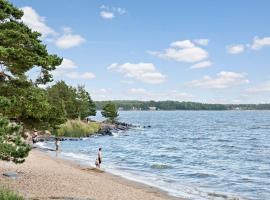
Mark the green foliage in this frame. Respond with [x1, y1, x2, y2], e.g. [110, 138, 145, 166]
[76, 85, 96, 119]
[0, 116, 31, 164]
[0, 187, 24, 200]
[101, 102, 118, 122]
[0, 79, 67, 130]
[0, 0, 62, 84]
[56, 120, 101, 137]
[0, 0, 65, 132]
[47, 81, 96, 120]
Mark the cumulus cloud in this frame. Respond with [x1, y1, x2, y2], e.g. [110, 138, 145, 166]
[66, 72, 95, 80]
[149, 39, 209, 63]
[108, 62, 166, 84]
[188, 71, 249, 89]
[53, 58, 95, 80]
[21, 6, 57, 37]
[21, 7, 85, 49]
[246, 81, 270, 93]
[55, 29, 86, 49]
[227, 44, 245, 54]
[191, 61, 212, 69]
[57, 58, 77, 70]
[250, 36, 270, 50]
[100, 5, 126, 19]
[100, 11, 114, 19]
[194, 39, 209, 46]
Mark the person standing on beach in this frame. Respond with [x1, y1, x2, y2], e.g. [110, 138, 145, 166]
[97, 147, 102, 168]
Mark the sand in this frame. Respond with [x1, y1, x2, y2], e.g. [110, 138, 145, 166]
[0, 149, 183, 200]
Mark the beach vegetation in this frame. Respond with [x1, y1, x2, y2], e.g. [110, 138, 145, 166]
[0, 187, 25, 200]
[0, 116, 31, 163]
[56, 120, 101, 137]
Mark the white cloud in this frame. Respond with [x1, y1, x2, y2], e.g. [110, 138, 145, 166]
[108, 62, 166, 84]
[227, 44, 245, 54]
[100, 5, 126, 19]
[149, 39, 209, 63]
[188, 71, 249, 89]
[127, 88, 147, 94]
[53, 58, 95, 80]
[21, 6, 57, 37]
[191, 61, 212, 69]
[246, 81, 270, 93]
[66, 72, 95, 80]
[194, 39, 209, 46]
[58, 58, 78, 70]
[171, 40, 195, 48]
[55, 33, 85, 49]
[107, 63, 118, 70]
[100, 11, 114, 19]
[250, 37, 270, 50]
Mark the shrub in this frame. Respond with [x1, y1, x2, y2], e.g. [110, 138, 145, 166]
[56, 120, 101, 137]
[0, 187, 24, 200]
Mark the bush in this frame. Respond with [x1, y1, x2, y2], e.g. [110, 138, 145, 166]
[56, 120, 101, 137]
[0, 187, 24, 200]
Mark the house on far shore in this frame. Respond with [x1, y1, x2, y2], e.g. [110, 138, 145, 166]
[148, 106, 157, 111]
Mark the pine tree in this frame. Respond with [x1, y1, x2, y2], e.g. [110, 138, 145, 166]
[101, 102, 118, 122]
[0, 116, 31, 163]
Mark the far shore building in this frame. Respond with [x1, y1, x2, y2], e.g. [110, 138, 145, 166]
[148, 106, 157, 111]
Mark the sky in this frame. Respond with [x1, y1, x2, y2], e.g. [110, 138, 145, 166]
[10, 0, 270, 103]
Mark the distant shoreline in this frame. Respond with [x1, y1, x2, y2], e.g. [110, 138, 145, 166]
[95, 100, 270, 111]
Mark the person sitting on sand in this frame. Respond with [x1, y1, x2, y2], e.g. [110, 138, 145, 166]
[55, 137, 60, 151]
[97, 147, 102, 168]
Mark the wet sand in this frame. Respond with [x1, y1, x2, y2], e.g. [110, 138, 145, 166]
[0, 149, 183, 200]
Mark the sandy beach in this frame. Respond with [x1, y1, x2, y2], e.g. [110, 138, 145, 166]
[0, 149, 182, 200]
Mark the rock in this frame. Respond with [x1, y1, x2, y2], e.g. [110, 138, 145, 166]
[98, 126, 113, 136]
[3, 172, 18, 179]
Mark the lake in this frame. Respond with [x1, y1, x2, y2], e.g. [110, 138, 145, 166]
[38, 111, 270, 200]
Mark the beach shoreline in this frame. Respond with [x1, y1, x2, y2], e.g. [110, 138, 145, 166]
[0, 149, 183, 200]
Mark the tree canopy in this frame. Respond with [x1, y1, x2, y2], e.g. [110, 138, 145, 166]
[101, 102, 118, 122]
[47, 81, 96, 120]
[0, 0, 62, 84]
[0, 0, 63, 163]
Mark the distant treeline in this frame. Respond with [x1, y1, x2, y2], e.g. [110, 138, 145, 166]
[95, 100, 270, 111]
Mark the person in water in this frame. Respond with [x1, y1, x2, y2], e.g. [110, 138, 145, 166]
[97, 147, 102, 168]
[55, 137, 60, 151]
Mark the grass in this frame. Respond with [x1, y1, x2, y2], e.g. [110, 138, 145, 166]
[56, 120, 101, 137]
[0, 187, 24, 200]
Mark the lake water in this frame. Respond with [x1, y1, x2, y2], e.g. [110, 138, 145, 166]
[38, 111, 270, 200]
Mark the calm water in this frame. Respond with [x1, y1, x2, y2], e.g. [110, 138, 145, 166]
[38, 111, 270, 200]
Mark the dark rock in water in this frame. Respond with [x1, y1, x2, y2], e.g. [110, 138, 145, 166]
[98, 126, 113, 136]
[143, 125, 151, 128]
[3, 172, 18, 179]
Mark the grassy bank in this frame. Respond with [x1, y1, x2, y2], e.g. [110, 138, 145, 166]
[56, 120, 101, 137]
[0, 187, 24, 200]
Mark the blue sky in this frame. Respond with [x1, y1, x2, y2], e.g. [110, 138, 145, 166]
[10, 0, 270, 103]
